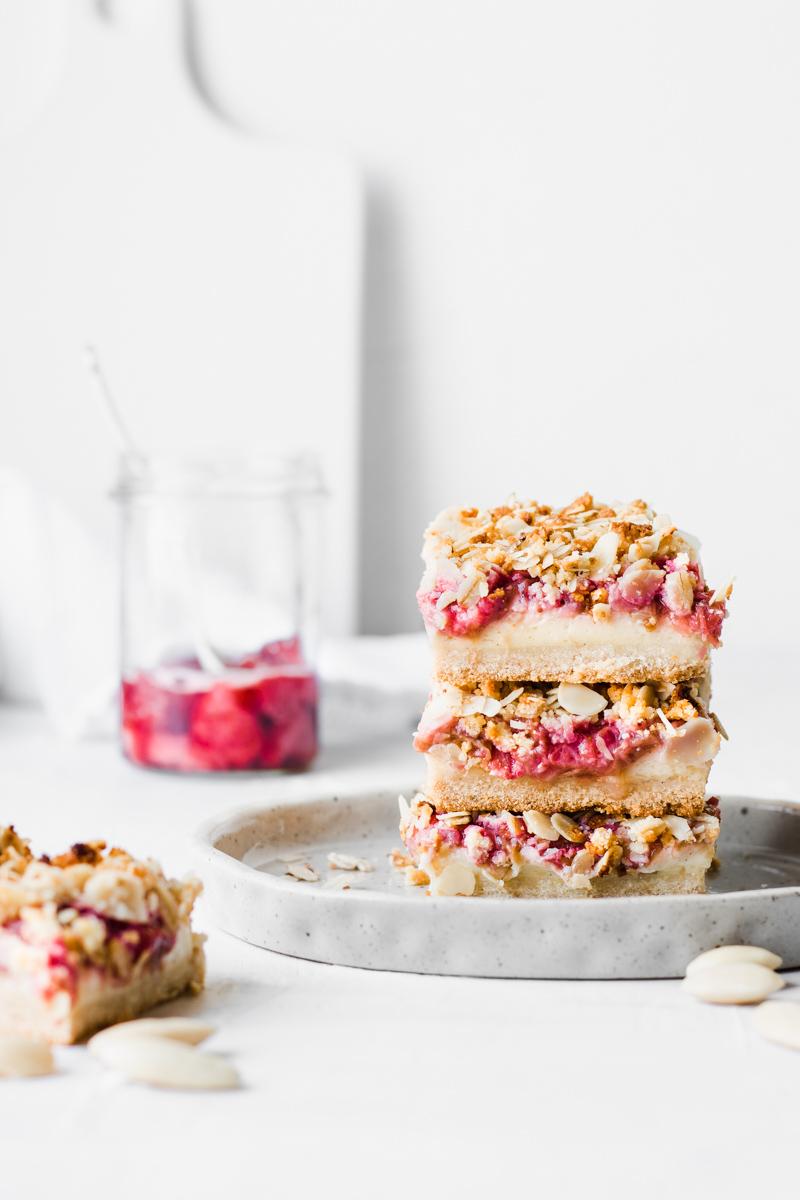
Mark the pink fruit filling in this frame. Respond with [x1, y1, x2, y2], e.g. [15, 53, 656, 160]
[0, 908, 176, 997]
[122, 636, 318, 773]
[417, 711, 656, 780]
[418, 559, 725, 644]
[403, 798, 720, 877]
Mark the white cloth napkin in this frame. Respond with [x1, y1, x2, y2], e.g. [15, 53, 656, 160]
[0, 469, 428, 742]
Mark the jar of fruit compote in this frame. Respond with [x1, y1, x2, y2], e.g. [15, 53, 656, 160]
[116, 453, 323, 773]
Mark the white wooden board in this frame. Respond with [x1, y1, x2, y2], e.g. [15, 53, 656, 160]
[0, 0, 362, 637]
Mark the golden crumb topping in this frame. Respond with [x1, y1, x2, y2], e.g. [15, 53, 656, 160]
[420, 494, 731, 614]
[424, 677, 709, 730]
[0, 828, 201, 939]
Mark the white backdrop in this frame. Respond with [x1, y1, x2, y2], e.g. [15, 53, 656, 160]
[195, 0, 800, 647]
[2, 0, 798, 651]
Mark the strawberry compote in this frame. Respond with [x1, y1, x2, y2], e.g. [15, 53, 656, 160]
[418, 560, 725, 644]
[122, 637, 318, 773]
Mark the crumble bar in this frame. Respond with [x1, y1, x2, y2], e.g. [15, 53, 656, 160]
[0, 828, 205, 1043]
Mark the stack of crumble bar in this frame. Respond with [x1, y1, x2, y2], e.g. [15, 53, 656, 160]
[400, 493, 731, 898]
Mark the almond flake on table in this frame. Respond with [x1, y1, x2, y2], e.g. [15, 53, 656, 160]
[285, 862, 319, 883]
[327, 852, 374, 872]
[0, 1035, 54, 1079]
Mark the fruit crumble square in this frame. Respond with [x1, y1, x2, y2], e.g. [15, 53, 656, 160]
[414, 678, 724, 818]
[418, 493, 731, 686]
[399, 793, 721, 898]
[0, 828, 204, 1043]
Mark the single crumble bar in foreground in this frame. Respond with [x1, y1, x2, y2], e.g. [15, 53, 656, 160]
[398, 794, 721, 898]
[0, 828, 205, 1043]
[418, 493, 731, 685]
[415, 678, 724, 818]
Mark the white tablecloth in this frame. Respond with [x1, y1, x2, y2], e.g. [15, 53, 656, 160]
[1, 644, 798, 1196]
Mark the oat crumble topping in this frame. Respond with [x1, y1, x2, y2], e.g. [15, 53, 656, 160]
[0, 827, 201, 969]
[418, 493, 732, 637]
[414, 678, 717, 778]
[398, 794, 720, 884]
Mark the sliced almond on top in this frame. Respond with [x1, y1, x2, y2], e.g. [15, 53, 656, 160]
[710, 578, 734, 606]
[436, 590, 458, 610]
[663, 815, 694, 842]
[632, 530, 663, 558]
[429, 861, 476, 897]
[682, 963, 784, 1005]
[89, 1018, 215, 1049]
[89, 1035, 239, 1090]
[522, 811, 558, 841]
[0, 1036, 54, 1079]
[550, 812, 586, 843]
[753, 1002, 800, 1051]
[686, 945, 782, 976]
[570, 848, 595, 875]
[556, 683, 607, 718]
[589, 531, 619, 575]
[327, 852, 374, 872]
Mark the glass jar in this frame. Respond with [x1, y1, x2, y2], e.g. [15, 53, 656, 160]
[115, 453, 324, 773]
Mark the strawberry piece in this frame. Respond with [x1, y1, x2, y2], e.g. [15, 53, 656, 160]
[256, 673, 318, 769]
[190, 684, 264, 770]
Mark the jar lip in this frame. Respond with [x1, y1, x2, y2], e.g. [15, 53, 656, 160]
[113, 451, 326, 499]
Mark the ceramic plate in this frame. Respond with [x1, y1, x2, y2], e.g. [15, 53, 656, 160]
[193, 791, 800, 979]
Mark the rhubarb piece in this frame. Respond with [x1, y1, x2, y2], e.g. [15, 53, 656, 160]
[414, 678, 721, 817]
[418, 494, 731, 684]
[0, 828, 205, 1044]
[398, 793, 721, 897]
[121, 637, 318, 773]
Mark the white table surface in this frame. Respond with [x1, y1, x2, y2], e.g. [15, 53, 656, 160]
[2, 646, 799, 1197]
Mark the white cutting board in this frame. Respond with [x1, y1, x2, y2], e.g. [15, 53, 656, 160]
[0, 0, 362, 636]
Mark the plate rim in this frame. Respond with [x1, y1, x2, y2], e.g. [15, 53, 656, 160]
[192, 789, 800, 909]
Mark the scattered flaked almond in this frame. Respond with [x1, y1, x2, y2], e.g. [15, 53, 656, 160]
[570, 848, 595, 875]
[664, 814, 693, 841]
[663, 568, 695, 616]
[588, 530, 620, 575]
[327, 852, 374, 872]
[550, 812, 586, 843]
[556, 682, 607, 718]
[522, 810, 558, 840]
[753, 1002, 800, 1051]
[438, 811, 471, 827]
[285, 862, 319, 883]
[89, 1018, 215, 1050]
[429, 861, 476, 897]
[655, 707, 677, 738]
[0, 1035, 54, 1079]
[686, 945, 782, 976]
[323, 874, 351, 890]
[682, 962, 784, 1005]
[89, 1034, 239, 1090]
[710, 578, 734, 606]
[710, 711, 729, 741]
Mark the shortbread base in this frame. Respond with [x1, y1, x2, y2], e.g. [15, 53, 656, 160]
[425, 751, 709, 817]
[0, 926, 205, 1044]
[429, 612, 709, 685]
[432, 853, 714, 898]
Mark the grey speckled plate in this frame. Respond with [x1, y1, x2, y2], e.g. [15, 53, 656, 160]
[193, 791, 800, 979]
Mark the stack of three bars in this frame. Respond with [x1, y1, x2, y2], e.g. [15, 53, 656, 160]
[401, 493, 731, 898]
